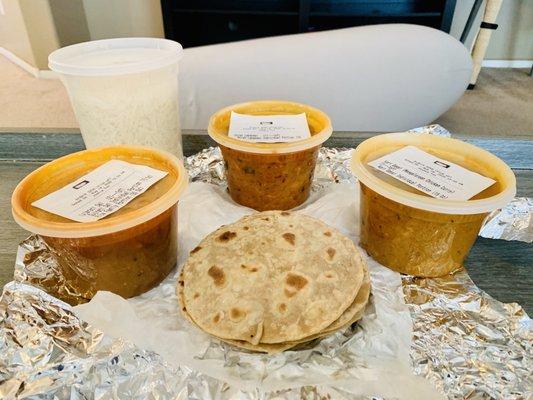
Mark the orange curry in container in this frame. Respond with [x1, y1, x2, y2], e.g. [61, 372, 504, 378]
[11, 145, 188, 304]
[208, 101, 332, 211]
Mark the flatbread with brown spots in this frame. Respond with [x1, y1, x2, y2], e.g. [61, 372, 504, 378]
[179, 211, 365, 344]
[217, 268, 371, 353]
[178, 249, 370, 353]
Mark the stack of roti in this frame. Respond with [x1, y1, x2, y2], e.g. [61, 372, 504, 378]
[178, 211, 370, 353]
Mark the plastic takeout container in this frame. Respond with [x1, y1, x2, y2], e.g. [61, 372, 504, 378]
[49, 38, 184, 158]
[351, 132, 516, 277]
[208, 100, 332, 210]
[12, 146, 188, 304]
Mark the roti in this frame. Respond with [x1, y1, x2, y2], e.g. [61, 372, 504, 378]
[180, 211, 365, 344]
[218, 269, 371, 353]
[178, 265, 370, 354]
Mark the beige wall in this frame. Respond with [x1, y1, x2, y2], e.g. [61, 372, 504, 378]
[450, 0, 533, 60]
[0, 0, 60, 69]
[0, 0, 36, 66]
[49, 0, 90, 46]
[82, 0, 164, 40]
[19, 0, 60, 69]
[0, 0, 163, 69]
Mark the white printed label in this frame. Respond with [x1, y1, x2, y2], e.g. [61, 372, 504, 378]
[32, 160, 168, 222]
[228, 112, 311, 142]
[367, 146, 496, 200]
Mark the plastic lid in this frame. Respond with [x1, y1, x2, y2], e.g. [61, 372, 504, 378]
[49, 38, 183, 76]
[351, 132, 516, 215]
[12, 145, 188, 238]
[208, 100, 333, 154]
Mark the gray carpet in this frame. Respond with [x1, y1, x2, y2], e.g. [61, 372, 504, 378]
[435, 68, 532, 138]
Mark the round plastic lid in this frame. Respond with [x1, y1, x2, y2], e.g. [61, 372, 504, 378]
[208, 100, 333, 154]
[351, 132, 516, 215]
[12, 145, 189, 238]
[49, 38, 183, 76]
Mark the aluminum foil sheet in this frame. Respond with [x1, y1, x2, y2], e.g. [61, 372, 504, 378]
[479, 197, 532, 243]
[404, 272, 532, 399]
[407, 124, 452, 137]
[1, 282, 359, 400]
[2, 127, 532, 399]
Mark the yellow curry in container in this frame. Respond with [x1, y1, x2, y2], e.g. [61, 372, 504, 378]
[11, 145, 188, 304]
[351, 132, 516, 277]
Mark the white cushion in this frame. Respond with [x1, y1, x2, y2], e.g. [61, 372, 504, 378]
[179, 24, 472, 132]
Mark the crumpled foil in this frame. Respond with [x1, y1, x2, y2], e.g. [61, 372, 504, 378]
[479, 197, 532, 243]
[1, 126, 532, 399]
[404, 272, 532, 399]
[407, 124, 452, 137]
[1, 281, 357, 400]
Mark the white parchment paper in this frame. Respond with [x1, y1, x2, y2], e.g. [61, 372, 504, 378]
[75, 182, 444, 399]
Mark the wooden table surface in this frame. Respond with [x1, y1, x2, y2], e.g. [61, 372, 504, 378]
[0, 131, 531, 315]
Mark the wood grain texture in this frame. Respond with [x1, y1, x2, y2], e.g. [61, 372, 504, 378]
[0, 132, 531, 316]
[0, 162, 41, 289]
[1, 131, 532, 170]
[466, 238, 532, 312]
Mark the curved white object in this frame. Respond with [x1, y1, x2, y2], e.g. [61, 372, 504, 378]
[179, 24, 472, 132]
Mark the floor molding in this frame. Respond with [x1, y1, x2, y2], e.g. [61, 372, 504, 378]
[0, 47, 58, 79]
[481, 60, 533, 68]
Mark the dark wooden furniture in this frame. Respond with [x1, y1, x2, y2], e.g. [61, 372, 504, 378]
[161, 0, 457, 48]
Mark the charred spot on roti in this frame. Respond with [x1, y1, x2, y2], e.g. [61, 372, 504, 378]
[240, 264, 258, 272]
[325, 273, 333, 278]
[193, 292, 200, 299]
[286, 273, 308, 290]
[190, 246, 202, 254]
[213, 313, 221, 323]
[208, 265, 225, 286]
[284, 273, 307, 298]
[278, 303, 287, 313]
[217, 231, 237, 242]
[282, 232, 296, 245]
[230, 307, 246, 321]
[284, 288, 296, 298]
[178, 280, 184, 286]
[243, 226, 249, 230]
[327, 247, 336, 260]
[262, 217, 270, 221]
[324, 231, 332, 237]
[281, 211, 290, 216]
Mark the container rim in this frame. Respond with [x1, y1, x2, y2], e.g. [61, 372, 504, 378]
[207, 100, 333, 154]
[48, 38, 183, 76]
[11, 145, 189, 238]
[350, 132, 516, 215]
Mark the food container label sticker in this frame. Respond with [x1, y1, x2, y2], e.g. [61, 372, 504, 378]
[228, 111, 311, 142]
[32, 160, 168, 222]
[368, 145, 496, 200]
